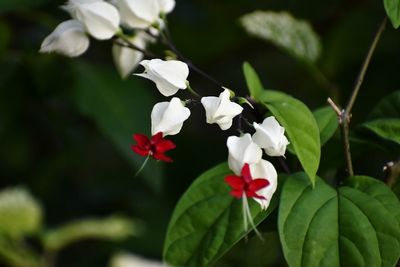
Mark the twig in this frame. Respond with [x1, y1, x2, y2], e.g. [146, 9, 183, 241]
[328, 18, 387, 177]
[113, 36, 158, 58]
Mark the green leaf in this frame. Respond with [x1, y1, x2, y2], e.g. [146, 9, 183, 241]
[279, 173, 400, 267]
[71, 61, 163, 191]
[0, 187, 42, 237]
[163, 163, 277, 267]
[257, 90, 320, 185]
[369, 90, 400, 120]
[43, 216, 136, 251]
[240, 11, 321, 63]
[243, 62, 264, 97]
[313, 106, 338, 146]
[363, 119, 400, 145]
[384, 0, 400, 29]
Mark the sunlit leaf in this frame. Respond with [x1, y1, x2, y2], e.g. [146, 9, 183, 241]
[241, 11, 321, 63]
[279, 173, 400, 267]
[0, 187, 42, 237]
[43, 216, 136, 251]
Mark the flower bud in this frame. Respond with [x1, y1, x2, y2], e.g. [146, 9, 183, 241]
[40, 20, 90, 57]
[136, 59, 189, 97]
[252, 116, 290, 157]
[201, 89, 243, 130]
[116, 0, 160, 29]
[151, 97, 191, 136]
[64, 0, 120, 40]
[227, 134, 262, 175]
[113, 33, 148, 78]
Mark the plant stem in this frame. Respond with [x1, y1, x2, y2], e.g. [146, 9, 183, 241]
[328, 17, 387, 177]
[113, 35, 158, 58]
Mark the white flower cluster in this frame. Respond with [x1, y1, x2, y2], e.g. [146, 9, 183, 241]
[40, 0, 175, 78]
[136, 59, 289, 212]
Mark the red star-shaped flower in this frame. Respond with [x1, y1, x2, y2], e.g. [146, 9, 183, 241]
[131, 132, 176, 163]
[225, 163, 270, 199]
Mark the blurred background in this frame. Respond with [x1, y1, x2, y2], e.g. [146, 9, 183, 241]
[0, 0, 399, 266]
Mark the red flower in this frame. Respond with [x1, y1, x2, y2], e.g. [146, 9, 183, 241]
[225, 163, 270, 199]
[131, 132, 176, 163]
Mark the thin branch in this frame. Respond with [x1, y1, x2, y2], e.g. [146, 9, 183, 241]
[328, 18, 387, 177]
[113, 36, 158, 58]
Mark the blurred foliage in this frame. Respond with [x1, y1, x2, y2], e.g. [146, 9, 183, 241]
[0, 0, 399, 266]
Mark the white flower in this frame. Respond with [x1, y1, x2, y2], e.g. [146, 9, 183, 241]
[227, 134, 262, 175]
[151, 97, 191, 136]
[136, 59, 189, 97]
[113, 33, 147, 78]
[40, 20, 89, 57]
[252, 116, 290, 157]
[64, 0, 120, 40]
[201, 89, 243, 130]
[249, 159, 278, 210]
[157, 0, 175, 14]
[116, 0, 160, 29]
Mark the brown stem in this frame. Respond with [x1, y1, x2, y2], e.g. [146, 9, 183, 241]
[328, 18, 387, 177]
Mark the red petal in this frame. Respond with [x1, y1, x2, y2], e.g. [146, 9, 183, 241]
[248, 178, 270, 192]
[151, 132, 164, 143]
[152, 152, 173, 163]
[230, 190, 243, 199]
[245, 189, 267, 200]
[155, 139, 176, 153]
[134, 133, 150, 147]
[225, 175, 245, 190]
[131, 145, 150, 157]
[241, 163, 253, 184]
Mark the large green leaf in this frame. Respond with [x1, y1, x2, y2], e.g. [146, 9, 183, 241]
[243, 62, 264, 98]
[257, 91, 320, 185]
[71, 61, 163, 191]
[240, 11, 321, 63]
[163, 163, 277, 267]
[363, 119, 400, 145]
[0, 188, 42, 237]
[369, 91, 400, 120]
[279, 173, 400, 267]
[384, 0, 400, 29]
[313, 106, 338, 146]
[43, 216, 136, 251]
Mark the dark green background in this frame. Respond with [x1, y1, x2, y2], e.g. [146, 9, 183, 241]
[0, 0, 399, 266]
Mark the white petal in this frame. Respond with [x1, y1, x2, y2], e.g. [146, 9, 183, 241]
[157, 0, 175, 13]
[249, 159, 278, 210]
[113, 34, 147, 78]
[66, 1, 120, 40]
[227, 134, 262, 175]
[40, 20, 89, 57]
[149, 59, 189, 89]
[201, 89, 243, 130]
[151, 97, 191, 136]
[136, 59, 189, 96]
[252, 116, 289, 157]
[117, 0, 160, 29]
